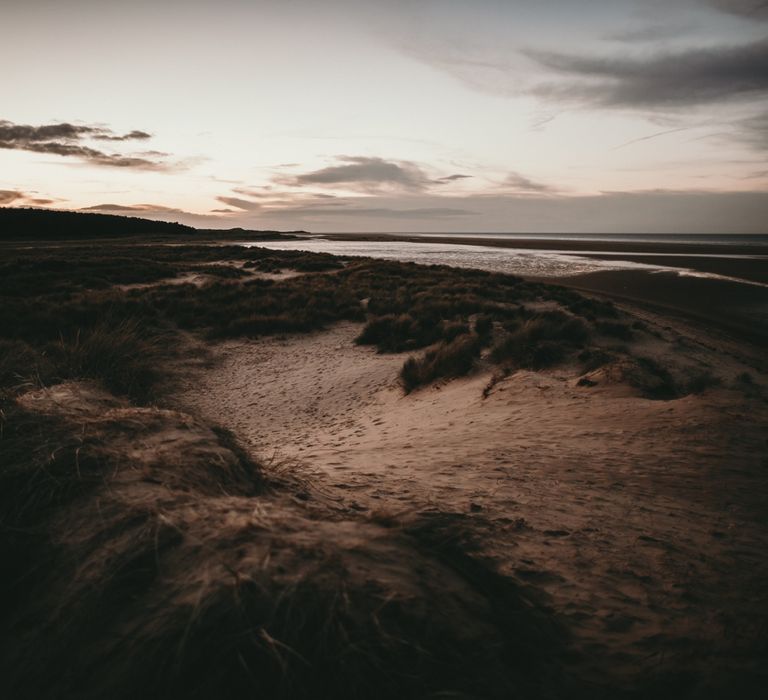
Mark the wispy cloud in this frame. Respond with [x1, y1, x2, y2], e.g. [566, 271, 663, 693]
[707, 0, 768, 19]
[737, 110, 768, 149]
[605, 23, 695, 43]
[214, 196, 263, 211]
[0, 189, 55, 206]
[611, 126, 693, 150]
[80, 203, 189, 214]
[501, 172, 556, 194]
[0, 119, 172, 170]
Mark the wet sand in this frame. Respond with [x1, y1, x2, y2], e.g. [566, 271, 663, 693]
[542, 270, 768, 351]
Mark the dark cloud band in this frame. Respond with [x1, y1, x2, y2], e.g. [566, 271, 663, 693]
[708, 0, 768, 19]
[528, 37, 768, 108]
[0, 119, 166, 169]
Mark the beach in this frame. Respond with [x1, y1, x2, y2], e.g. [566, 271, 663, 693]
[2, 234, 767, 698]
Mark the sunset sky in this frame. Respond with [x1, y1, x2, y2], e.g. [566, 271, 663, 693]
[2, 0, 767, 232]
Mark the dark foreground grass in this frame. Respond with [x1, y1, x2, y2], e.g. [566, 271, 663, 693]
[0, 382, 568, 700]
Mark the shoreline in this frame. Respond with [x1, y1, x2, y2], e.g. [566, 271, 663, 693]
[317, 231, 768, 282]
[312, 232, 768, 348]
[318, 231, 768, 257]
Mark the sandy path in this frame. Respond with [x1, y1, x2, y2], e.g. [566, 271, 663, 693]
[177, 320, 768, 688]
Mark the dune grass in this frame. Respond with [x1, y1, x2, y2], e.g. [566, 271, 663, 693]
[489, 310, 591, 370]
[0, 241, 649, 398]
[0, 379, 566, 700]
[400, 333, 482, 392]
[48, 319, 168, 403]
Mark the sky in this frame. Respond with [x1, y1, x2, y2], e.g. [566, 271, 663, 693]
[1, 0, 767, 233]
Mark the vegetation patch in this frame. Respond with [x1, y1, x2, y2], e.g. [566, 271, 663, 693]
[400, 333, 482, 392]
[490, 310, 590, 370]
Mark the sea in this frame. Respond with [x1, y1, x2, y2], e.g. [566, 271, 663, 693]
[245, 233, 768, 286]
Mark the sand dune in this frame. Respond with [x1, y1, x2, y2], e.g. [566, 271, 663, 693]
[178, 313, 768, 691]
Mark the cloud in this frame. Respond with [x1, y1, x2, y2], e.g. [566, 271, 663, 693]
[218, 190, 355, 212]
[737, 110, 768, 149]
[436, 173, 472, 183]
[93, 130, 152, 142]
[501, 172, 555, 194]
[281, 156, 436, 191]
[605, 24, 695, 43]
[0, 188, 54, 206]
[215, 196, 262, 211]
[0, 119, 169, 169]
[528, 38, 768, 107]
[707, 0, 768, 19]
[80, 203, 196, 215]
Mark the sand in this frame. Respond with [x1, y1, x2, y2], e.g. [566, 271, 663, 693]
[177, 307, 768, 689]
[545, 269, 768, 347]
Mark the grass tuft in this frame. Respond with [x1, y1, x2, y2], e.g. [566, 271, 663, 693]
[490, 311, 590, 370]
[400, 334, 481, 392]
[47, 319, 167, 403]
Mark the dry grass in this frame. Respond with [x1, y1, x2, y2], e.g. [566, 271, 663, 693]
[400, 333, 482, 392]
[490, 310, 590, 370]
[0, 382, 567, 700]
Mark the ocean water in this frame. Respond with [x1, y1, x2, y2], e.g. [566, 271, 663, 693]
[409, 233, 768, 246]
[246, 235, 768, 286]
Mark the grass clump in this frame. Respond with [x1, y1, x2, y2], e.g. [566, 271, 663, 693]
[490, 311, 590, 370]
[46, 319, 167, 403]
[400, 334, 481, 392]
[0, 339, 51, 394]
[356, 314, 440, 352]
[632, 356, 678, 400]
